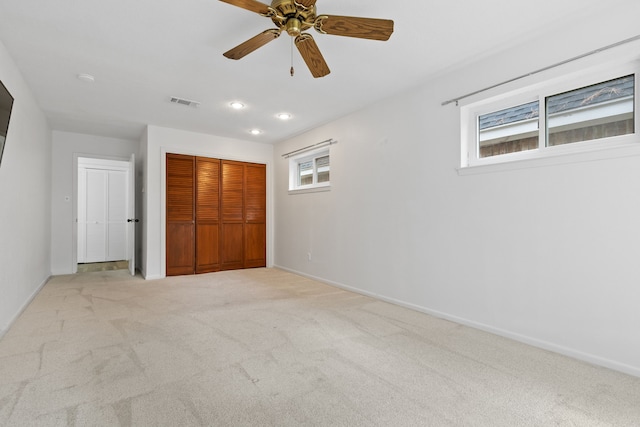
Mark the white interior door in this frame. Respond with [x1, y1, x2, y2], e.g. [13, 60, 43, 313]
[77, 167, 87, 263]
[77, 157, 131, 265]
[127, 153, 136, 275]
[85, 169, 108, 262]
[107, 170, 128, 261]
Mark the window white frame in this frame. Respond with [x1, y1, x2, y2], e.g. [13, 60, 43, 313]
[460, 59, 640, 172]
[288, 146, 330, 194]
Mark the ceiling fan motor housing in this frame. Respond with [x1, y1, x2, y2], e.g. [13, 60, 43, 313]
[270, 0, 316, 36]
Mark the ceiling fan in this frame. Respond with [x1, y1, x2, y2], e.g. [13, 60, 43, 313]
[219, 0, 394, 78]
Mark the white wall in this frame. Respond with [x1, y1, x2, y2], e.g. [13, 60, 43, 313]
[50, 131, 137, 275]
[0, 40, 52, 335]
[137, 129, 148, 277]
[273, 25, 640, 376]
[141, 125, 274, 279]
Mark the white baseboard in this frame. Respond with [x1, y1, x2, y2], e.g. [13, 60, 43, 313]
[273, 265, 640, 379]
[138, 263, 166, 280]
[50, 268, 73, 276]
[0, 275, 51, 339]
[142, 273, 165, 280]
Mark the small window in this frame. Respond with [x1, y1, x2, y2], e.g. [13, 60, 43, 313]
[298, 159, 314, 186]
[479, 101, 539, 158]
[546, 75, 634, 146]
[289, 147, 330, 192]
[316, 155, 330, 183]
[463, 68, 637, 168]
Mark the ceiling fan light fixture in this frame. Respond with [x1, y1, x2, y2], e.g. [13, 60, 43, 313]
[285, 18, 302, 37]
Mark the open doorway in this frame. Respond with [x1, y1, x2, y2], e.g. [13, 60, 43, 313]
[76, 155, 136, 275]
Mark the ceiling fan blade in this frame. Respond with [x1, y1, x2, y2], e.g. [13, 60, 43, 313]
[223, 29, 281, 60]
[314, 15, 394, 41]
[295, 34, 330, 78]
[296, 0, 317, 8]
[218, 0, 271, 15]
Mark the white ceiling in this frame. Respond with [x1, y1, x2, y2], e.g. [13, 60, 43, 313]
[0, 0, 627, 143]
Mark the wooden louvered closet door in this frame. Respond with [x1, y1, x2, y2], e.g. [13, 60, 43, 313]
[244, 163, 266, 268]
[195, 157, 221, 273]
[166, 154, 195, 276]
[221, 161, 245, 270]
[166, 154, 266, 276]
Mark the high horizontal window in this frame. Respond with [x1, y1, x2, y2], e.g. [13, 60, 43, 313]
[288, 147, 330, 193]
[546, 75, 634, 146]
[315, 155, 330, 183]
[298, 159, 314, 186]
[462, 66, 638, 168]
[479, 100, 540, 158]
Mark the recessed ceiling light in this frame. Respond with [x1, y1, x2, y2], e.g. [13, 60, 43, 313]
[77, 73, 95, 83]
[277, 112, 292, 120]
[250, 129, 262, 135]
[230, 102, 245, 110]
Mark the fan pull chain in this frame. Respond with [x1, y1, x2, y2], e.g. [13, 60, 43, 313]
[290, 37, 295, 77]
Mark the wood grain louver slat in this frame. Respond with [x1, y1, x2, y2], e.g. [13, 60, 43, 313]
[196, 158, 220, 221]
[221, 161, 245, 270]
[245, 163, 266, 223]
[222, 161, 244, 222]
[195, 157, 221, 273]
[167, 157, 194, 222]
[244, 163, 266, 268]
[166, 154, 195, 276]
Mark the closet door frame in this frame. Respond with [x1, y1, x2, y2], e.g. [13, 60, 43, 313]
[77, 157, 130, 264]
[160, 148, 271, 278]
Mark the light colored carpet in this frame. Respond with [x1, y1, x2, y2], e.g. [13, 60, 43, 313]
[0, 268, 638, 426]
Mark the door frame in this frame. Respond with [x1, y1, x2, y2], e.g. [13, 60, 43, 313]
[72, 153, 135, 274]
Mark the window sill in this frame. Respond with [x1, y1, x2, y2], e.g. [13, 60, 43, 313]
[458, 140, 640, 175]
[288, 185, 331, 195]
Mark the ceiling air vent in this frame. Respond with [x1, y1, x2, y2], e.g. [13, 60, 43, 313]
[169, 97, 200, 108]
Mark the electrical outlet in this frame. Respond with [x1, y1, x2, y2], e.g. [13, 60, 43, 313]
[307, 252, 312, 262]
